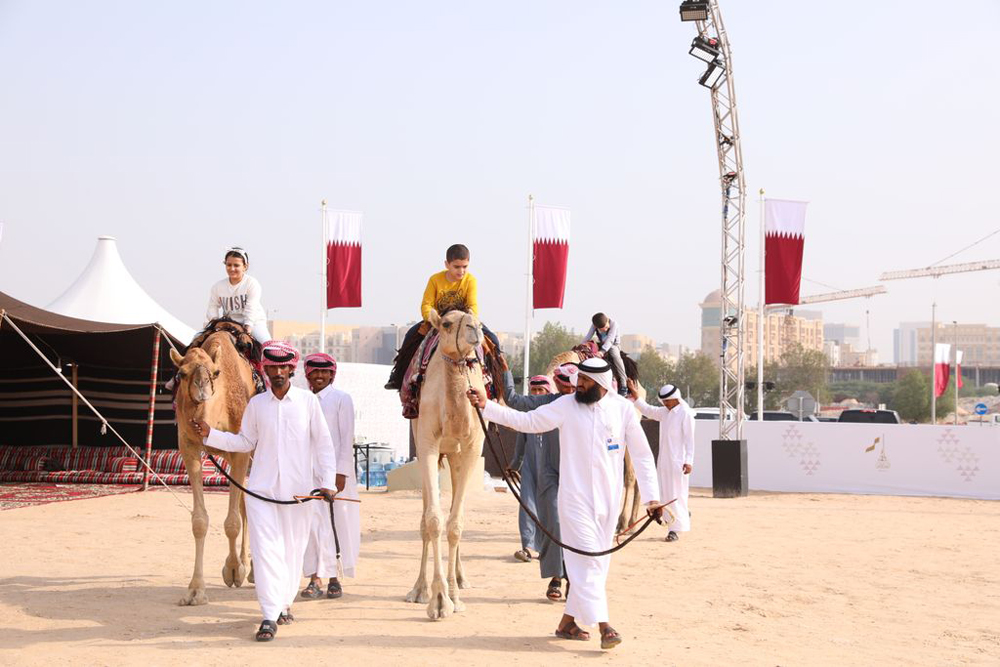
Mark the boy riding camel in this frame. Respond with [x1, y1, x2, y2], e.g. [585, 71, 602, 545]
[384, 244, 500, 391]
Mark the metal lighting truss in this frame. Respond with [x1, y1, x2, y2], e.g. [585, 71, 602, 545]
[691, 2, 746, 439]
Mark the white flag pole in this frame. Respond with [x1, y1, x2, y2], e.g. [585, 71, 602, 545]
[931, 302, 936, 423]
[757, 189, 765, 421]
[523, 194, 535, 394]
[320, 199, 328, 355]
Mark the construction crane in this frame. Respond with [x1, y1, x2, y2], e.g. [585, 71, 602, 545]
[880, 259, 1000, 281]
[797, 285, 887, 306]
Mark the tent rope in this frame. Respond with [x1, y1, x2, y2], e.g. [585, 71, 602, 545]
[1, 312, 192, 514]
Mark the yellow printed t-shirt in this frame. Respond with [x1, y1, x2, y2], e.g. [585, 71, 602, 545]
[420, 271, 478, 321]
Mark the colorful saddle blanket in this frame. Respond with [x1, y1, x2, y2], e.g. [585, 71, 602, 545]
[400, 330, 499, 420]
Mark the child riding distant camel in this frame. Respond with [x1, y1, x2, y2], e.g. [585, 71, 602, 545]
[581, 312, 628, 397]
[384, 244, 500, 390]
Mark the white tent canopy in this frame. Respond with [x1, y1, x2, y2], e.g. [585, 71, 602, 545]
[47, 236, 196, 344]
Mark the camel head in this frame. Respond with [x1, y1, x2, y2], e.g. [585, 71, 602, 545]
[428, 308, 482, 360]
[170, 346, 222, 404]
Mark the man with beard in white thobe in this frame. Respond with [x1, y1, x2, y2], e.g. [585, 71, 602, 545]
[190, 341, 339, 642]
[468, 358, 662, 650]
[299, 352, 361, 600]
[628, 382, 695, 542]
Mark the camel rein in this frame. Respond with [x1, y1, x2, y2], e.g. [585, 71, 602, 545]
[206, 454, 353, 560]
[460, 366, 674, 557]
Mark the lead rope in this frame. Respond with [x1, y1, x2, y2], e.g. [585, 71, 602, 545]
[206, 454, 347, 562]
[462, 364, 674, 557]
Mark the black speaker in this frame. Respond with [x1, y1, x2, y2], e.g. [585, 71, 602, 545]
[711, 439, 748, 498]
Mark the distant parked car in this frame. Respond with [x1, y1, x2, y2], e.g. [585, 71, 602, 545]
[806, 415, 838, 423]
[837, 409, 900, 424]
[748, 411, 799, 421]
[694, 407, 720, 420]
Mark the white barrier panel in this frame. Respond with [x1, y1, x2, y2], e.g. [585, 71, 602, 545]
[689, 422, 999, 500]
[293, 362, 410, 461]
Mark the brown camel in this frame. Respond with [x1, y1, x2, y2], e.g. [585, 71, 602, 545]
[544, 349, 645, 534]
[170, 331, 255, 606]
[404, 308, 487, 620]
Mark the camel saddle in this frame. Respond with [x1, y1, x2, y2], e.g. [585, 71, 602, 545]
[399, 330, 503, 420]
[187, 318, 266, 395]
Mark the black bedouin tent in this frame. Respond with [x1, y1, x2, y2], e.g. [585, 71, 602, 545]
[0, 291, 183, 461]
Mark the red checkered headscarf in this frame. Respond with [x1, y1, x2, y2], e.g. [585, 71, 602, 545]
[260, 340, 300, 367]
[553, 363, 578, 389]
[528, 375, 553, 393]
[304, 352, 337, 379]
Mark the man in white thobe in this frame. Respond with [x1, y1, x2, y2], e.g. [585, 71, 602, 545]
[629, 383, 695, 541]
[300, 352, 361, 600]
[190, 341, 339, 642]
[469, 357, 662, 650]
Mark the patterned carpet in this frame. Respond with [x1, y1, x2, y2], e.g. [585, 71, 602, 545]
[0, 482, 141, 510]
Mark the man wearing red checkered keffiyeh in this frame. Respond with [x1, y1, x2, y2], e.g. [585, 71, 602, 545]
[190, 340, 343, 642]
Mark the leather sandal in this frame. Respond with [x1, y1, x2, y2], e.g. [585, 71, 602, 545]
[300, 581, 323, 600]
[276, 611, 294, 625]
[255, 620, 277, 642]
[546, 580, 563, 601]
[554, 623, 590, 641]
[600, 626, 622, 650]
[327, 580, 343, 599]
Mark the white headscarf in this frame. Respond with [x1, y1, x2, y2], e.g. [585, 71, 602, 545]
[658, 384, 680, 401]
[577, 358, 614, 394]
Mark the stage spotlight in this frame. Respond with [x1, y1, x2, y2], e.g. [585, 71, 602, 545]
[699, 59, 725, 89]
[689, 36, 720, 63]
[679, 0, 710, 22]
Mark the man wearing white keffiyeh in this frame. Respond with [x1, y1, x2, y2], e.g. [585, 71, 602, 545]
[468, 357, 661, 650]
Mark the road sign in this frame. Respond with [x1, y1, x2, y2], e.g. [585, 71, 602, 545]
[974, 403, 988, 416]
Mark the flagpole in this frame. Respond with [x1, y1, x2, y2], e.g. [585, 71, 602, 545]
[757, 188, 765, 421]
[954, 320, 959, 425]
[320, 199, 328, 355]
[930, 301, 936, 423]
[523, 194, 535, 394]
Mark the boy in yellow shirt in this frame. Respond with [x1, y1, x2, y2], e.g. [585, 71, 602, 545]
[385, 244, 498, 390]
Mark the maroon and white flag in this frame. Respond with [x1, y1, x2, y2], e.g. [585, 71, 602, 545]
[325, 210, 362, 309]
[532, 205, 571, 309]
[934, 343, 951, 398]
[764, 199, 808, 305]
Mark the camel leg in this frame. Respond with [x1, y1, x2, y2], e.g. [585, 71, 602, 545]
[422, 451, 454, 620]
[447, 454, 471, 590]
[405, 508, 431, 604]
[617, 451, 638, 533]
[239, 483, 252, 585]
[179, 450, 210, 606]
[445, 452, 475, 612]
[221, 453, 249, 587]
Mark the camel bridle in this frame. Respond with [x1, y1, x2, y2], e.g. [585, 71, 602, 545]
[183, 363, 217, 404]
[438, 312, 481, 369]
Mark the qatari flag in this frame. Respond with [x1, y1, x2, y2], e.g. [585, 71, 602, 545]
[325, 210, 362, 308]
[532, 205, 571, 309]
[934, 343, 951, 398]
[764, 199, 808, 305]
[956, 349, 964, 389]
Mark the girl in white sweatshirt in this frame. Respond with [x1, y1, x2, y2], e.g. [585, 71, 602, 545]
[206, 247, 271, 343]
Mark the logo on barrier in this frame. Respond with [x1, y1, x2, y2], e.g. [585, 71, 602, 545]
[864, 435, 890, 472]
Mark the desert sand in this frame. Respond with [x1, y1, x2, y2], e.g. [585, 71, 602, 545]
[1, 484, 997, 666]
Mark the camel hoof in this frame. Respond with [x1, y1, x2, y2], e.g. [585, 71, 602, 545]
[222, 562, 247, 588]
[179, 589, 208, 606]
[427, 592, 454, 620]
[457, 577, 472, 590]
[405, 587, 429, 604]
[247, 564, 255, 585]
[452, 599, 466, 613]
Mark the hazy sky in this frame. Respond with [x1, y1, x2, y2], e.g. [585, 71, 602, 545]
[1, 1, 998, 356]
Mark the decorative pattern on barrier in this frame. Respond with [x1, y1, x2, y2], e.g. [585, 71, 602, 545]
[780, 424, 822, 476]
[936, 429, 979, 482]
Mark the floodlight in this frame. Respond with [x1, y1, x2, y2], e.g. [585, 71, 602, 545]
[699, 59, 725, 89]
[689, 36, 720, 63]
[679, 0, 710, 22]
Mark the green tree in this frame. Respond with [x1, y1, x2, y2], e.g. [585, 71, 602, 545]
[672, 352, 720, 408]
[778, 343, 829, 403]
[509, 321, 579, 380]
[636, 345, 674, 398]
[890, 370, 955, 423]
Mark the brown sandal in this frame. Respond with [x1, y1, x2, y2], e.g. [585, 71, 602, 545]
[600, 626, 622, 649]
[546, 580, 563, 601]
[555, 623, 590, 641]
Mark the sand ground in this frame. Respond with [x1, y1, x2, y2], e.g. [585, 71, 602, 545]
[0, 485, 997, 666]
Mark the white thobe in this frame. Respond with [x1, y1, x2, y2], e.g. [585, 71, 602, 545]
[634, 398, 695, 532]
[206, 386, 337, 622]
[303, 385, 361, 579]
[483, 393, 659, 627]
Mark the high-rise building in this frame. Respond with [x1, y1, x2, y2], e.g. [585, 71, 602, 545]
[894, 321, 929, 366]
[913, 322, 1000, 366]
[699, 289, 824, 366]
[824, 322, 861, 347]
